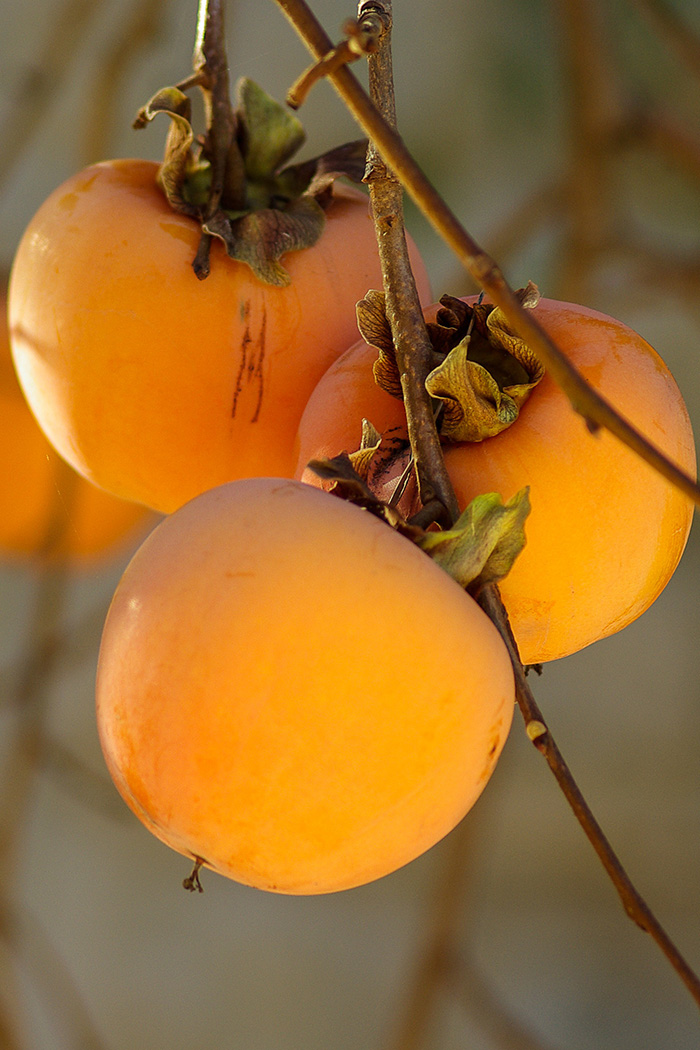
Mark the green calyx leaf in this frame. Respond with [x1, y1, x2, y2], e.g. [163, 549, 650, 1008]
[416, 487, 531, 591]
[236, 77, 306, 183]
[134, 76, 368, 284]
[203, 195, 326, 287]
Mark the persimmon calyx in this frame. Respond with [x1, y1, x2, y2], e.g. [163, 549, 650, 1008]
[306, 421, 416, 534]
[416, 487, 531, 592]
[134, 77, 368, 285]
[361, 283, 546, 441]
[307, 435, 530, 592]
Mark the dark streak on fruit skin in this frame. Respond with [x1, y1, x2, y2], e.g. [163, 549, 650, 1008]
[231, 301, 251, 419]
[251, 306, 266, 424]
[232, 301, 266, 423]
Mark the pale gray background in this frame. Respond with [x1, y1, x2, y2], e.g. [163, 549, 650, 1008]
[1, 1, 700, 1048]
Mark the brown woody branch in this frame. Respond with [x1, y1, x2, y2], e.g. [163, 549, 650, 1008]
[359, 0, 459, 525]
[272, 0, 700, 1012]
[477, 582, 700, 1009]
[274, 0, 700, 511]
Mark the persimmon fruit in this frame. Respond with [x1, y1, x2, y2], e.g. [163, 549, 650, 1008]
[295, 297, 696, 665]
[0, 287, 152, 565]
[96, 478, 515, 894]
[8, 158, 430, 514]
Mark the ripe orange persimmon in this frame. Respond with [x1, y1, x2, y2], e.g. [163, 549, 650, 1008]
[294, 297, 696, 665]
[96, 478, 514, 894]
[8, 159, 430, 514]
[0, 288, 152, 565]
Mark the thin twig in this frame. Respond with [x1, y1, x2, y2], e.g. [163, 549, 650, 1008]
[477, 583, 700, 1010]
[274, 0, 700, 510]
[190, 0, 242, 277]
[360, 0, 459, 524]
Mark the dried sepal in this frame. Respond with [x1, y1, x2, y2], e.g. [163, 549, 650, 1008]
[416, 488, 531, 592]
[132, 87, 199, 217]
[347, 419, 383, 480]
[425, 284, 545, 442]
[306, 422, 418, 534]
[134, 76, 369, 284]
[355, 291, 411, 401]
[203, 195, 325, 287]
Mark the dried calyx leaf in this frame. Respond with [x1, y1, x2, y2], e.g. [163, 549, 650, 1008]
[416, 488, 531, 592]
[356, 289, 444, 402]
[427, 283, 544, 441]
[134, 77, 368, 285]
[133, 87, 198, 217]
[307, 420, 530, 591]
[307, 423, 417, 535]
[364, 283, 545, 443]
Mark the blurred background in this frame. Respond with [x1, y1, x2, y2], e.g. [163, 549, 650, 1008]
[1, 0, 700, 1048]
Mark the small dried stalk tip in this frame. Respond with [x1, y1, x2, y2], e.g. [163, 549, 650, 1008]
[361, 283, 546, 443]
[134, 77, 369, 284]
[286, 16, 384, 110]
[183, 858, 204, 892]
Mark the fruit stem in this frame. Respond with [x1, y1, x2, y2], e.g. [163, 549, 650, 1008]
[359, 0, 460, 527]
[274, 0, 700, 511]
[183, 857, 205, 893]
[189, 0, 246, 276]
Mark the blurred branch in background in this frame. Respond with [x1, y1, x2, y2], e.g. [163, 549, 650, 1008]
[386, 818, 561, 1050]
[631, 0, 700, 79]
[0, 556, 70, 1047]
[80, 0, 166, 165]
[0, 0, 167, 188]
[0, 0, 104, 189]
[485, 0, 700, 305]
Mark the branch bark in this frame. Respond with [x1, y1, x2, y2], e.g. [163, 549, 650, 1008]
[273, 0, 700, 1012]
[360, 0, 458, 524]
[274, 0, 700, 510]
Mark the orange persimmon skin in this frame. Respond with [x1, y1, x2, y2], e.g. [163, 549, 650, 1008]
[96, 478, 514, 894]
[295, 298, 696, 665]
[8, 159, 431, 514]
[0, 289, 151, 565]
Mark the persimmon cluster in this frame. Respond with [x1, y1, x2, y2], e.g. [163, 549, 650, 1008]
[6, 80, 695, 892]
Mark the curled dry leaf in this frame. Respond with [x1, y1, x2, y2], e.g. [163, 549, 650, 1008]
[361, 282, 545, 442]
[133, 87, 198, 217]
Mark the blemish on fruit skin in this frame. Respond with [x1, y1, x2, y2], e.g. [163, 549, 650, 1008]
[158, 221, 196, 246]
[231, 301, 266, 423]
[478, 720, 505, 783]
[57, 192, 79, 214]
